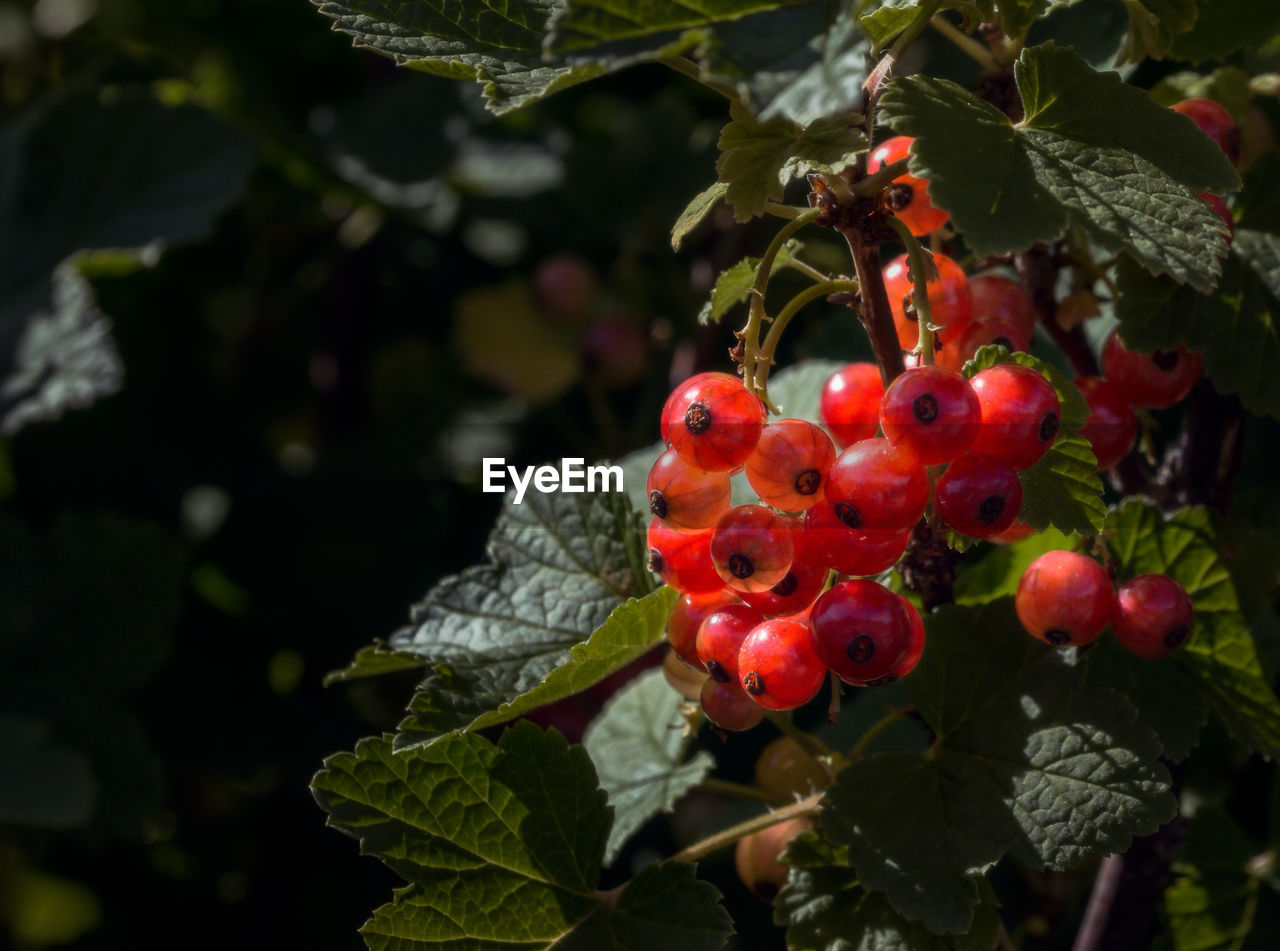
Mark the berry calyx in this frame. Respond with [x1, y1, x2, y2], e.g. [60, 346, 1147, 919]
[740, 519, 828, 617]
[646, 448, 732, 531]
[936, 317, 1029, 372]
[647, 519, 725, 593]
[968, 363, 1061, 470]
[1015, 550, 1114, 647]
[738, 617, 828, 711]
[1075, 376, 1138, 470]
[697, 603, 766, 685]
[820, 362, 885, 448]
[660, 371, 765, 471]
[803, 503, 911, 576]
[870, 135, 949, 237]
[883, 252, 973, 352]
[710, 505, 795, 593]
[879, 365, 980, 465]
[934, 453, 1023, 539]
[809, 579, 911, 685]
[1111, 574, 1195, 659]
[1100, 330, 1203, 410]
[824, 437, 929, 533]
[745, 419, 836, 512]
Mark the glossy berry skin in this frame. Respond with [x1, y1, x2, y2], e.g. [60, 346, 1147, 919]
[661, 371, 765, 471]
[937, 317, 1029, 372]
[1171, 98, 1238, 165]
[1075, 377, 1138, 470]
[738, 617, 828, 711]
[646, 449, 732, 531]
[969, 364, 1061, 470]
[870, 135, 949, 237]
[701, 677, 766, 732]
[667, 589, 740, 670]
[1111, 574, 1195, 659]
[968, 273, 1036, 342]
[1015, 550, 1114, 647]
[734, 816, 814, 901]
[820, 362, 884, 447]
[879, 365, 980, 465]
[740, 520, 828, 616]
[803, 504, 910, 576]
[870, 596, 925, 684]
[745, 419, 836, 512]
[809, 580, 911, 685]
[935, 453, 1023, 538]
[710, 505, 795, 593]
[647, 519, 725, 593]
[697, 603, 766, 685]
[883, 252, 973, 352]
[825, 437, 929, 533]
[1100, 331, 1203, 409]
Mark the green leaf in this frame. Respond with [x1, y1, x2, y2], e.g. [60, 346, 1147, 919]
[1103, 498, 1280, 760]
[547, 0, 808, 54]
[1149, 67, 1253, 122]
[822, 599, 1174, 933]
[324, 643, 428, 686]
[312, 1, 605, 115]
[313, 723, 733, 951]
[584, 668, 713, 864]
[698, 239, 805, 324]
[961, 346, 1104, 536]
[672, 181, 728, 251]
[954, 526, 1078, 605]
[879, 43, 1239, 290]
[1165, 810, 1262, 951]
[860, 1, 928, 48]
[767, 358, 847, 423]
[0, 717, 95, 828]
[1169, 0, 1280, 64]
[1117, 0, 1198, 63]
[716, 103, 866, 221]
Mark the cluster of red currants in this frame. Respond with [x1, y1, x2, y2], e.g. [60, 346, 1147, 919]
[1016, 550, 1194, 659]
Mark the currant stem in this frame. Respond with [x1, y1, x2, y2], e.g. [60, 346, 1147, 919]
[698, 777, 779, 803]
[764, 202, 812, 220]
[929, 14, 998, 70]
[783, 257, 833, 284]
[849, 707, 912, 760]
[886, 215, 936, 365]
[755, 278, 859, 404]
[665, 792, 824, 865]
[844, 230, 907, 388]
[850, 157, 910, 198]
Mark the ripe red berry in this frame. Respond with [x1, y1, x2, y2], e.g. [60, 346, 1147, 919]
[697, 603, 766, 685]
[1015, 550, 1114, 647]
[870, 595, 925, 684]
[660, 371, 765, 471]
[734, 816, 814, 901]
[745, 419, 836, 512]
[740, 519, 828, 616]
[883, 252, 973, 352]
[824, 437, 929, 533]
[667, 589, 741, 670]
[647, 449, 732, 531]
[1075, 376, 1138, 470]
[647, 519, 725, 593]
[662, 648, 707, 701]
[738, 617, 828, 711]
[803, 504, 910, 576]
[935, 453, 1023, 538]
[820, 362, 884, 448]
[1100, 331, 1203, 409]
[710, 505, 795, 593]
[870, 135, 949, 237]
[1111, 574, 1195, 659]
[1170, 98, 1238, 165]
[936, 317, 1029, 372]
[809, 580, 911, 685]
[969, 364, 1061, 470]
[701, 677, 766, 732]
[879, 365, 981, 465]
[989, 519, 1037, 545]
[968, 273, 1036, 342]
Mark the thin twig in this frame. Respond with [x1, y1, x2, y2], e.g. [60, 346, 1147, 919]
[666, 793, 824, 865]
[930, 14, 998, 70]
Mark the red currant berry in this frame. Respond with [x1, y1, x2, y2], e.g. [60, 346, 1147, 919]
[935, 453, 1023, 538]
[697, 603, 766, 685]
[1074, 376, 1138, 470]
[820, 363, 884, 448]
[809, 579, 910, 685]
[825, 437, 929, 533]
[968, 273, 1036, 342]
[1171, 98, 1238, 165]
[1015, 550, 1114, 647]
[710, 505, 795, 593]
[969, 364, 1061, 470]
[662, 647, 708, 701]
[667, 589, 740, 670]
[740, 519, 828, 616]
[701, 677, 766, 732]
[879, 365, 980, 465]
[647, 449, 732, 531]
[803, 504, 910, 576]
[1111, 574, 1195, 660]
[1201, 193, 1234, 247]
[989, 519, 1037, 545]
[883, 252, 973, 352]
[647, 519, 725, 593]
[1100, 331, 1203, 409]
[738, 618, 828, 711]
[754, 737, 831, 800]
[745, 419, 836, 512]
[533, 253, 598, 325]
[870, 135, 949, 237]
[869, 595, 925, 684]
[734, 816, 814, 901]
[936, 317, 1030, 372]
[661, 371, 765, 471]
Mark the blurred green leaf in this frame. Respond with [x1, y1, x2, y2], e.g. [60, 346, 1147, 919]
[1165, 810, 1262, 951]
[1169, 0, 1280, 63]
[547, 0, 808, 54]
[1118, 0, 1198, 63]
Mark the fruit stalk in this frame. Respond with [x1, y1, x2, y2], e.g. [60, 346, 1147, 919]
[665, 791, 824, 865]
